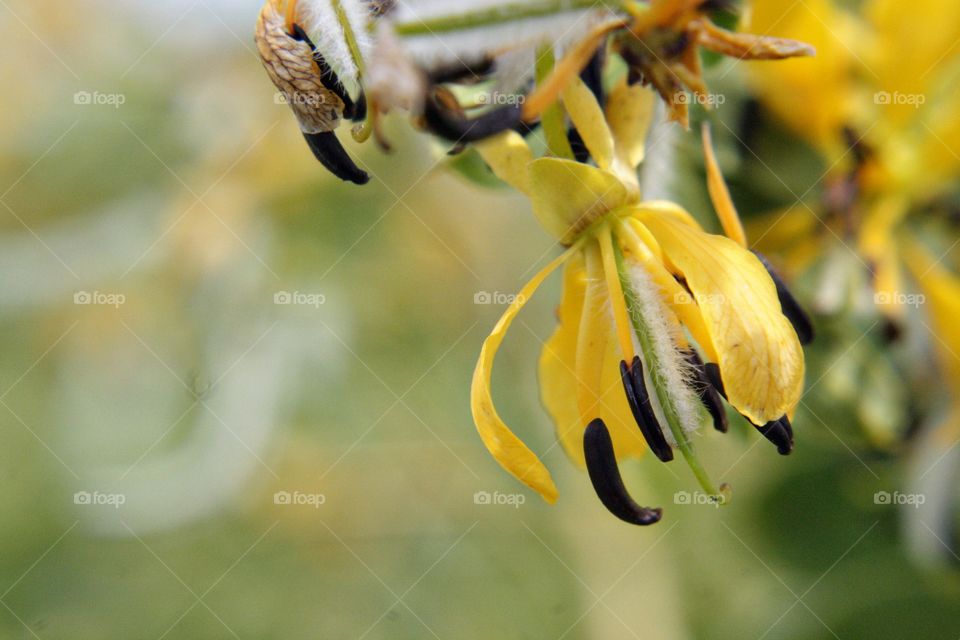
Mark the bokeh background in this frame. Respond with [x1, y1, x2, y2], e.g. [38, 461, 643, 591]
[1, 0, 959, 638]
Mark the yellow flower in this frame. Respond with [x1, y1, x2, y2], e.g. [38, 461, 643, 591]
[746, 0, 960, 322]
[471, 77, 808, 524]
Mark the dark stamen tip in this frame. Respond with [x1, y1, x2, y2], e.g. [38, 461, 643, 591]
[583, 419, 663, 526]
[753, 251, 815, 345]
[683, 350, 729, 433]
[754, 415, 794, 455]
[423, 92, 523, 143]
[620, 357, 673, 462]
[302, 132, 369, 185]
[703, 362, 727, 399]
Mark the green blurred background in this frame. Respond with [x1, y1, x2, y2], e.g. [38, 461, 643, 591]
[1, 1, 959, 638]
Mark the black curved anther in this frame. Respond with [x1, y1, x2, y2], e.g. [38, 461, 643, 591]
[703, 362, 726, 400]
[302, 132, 370, 185]
[583, 419, 663, 526]
[753, 415, 794, 455]
[620, 357, 673, 462]
[683, 350, 729, 433]
[753, 251, 815, 345]
[422, 92, 523, 143]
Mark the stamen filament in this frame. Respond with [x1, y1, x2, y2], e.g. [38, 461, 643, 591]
[612, 238, 730, 504]
[598, 224, 637, 362]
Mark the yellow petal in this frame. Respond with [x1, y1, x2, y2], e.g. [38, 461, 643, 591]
[576, 242, 611, 427]
[540, 246, 646, 467]
[561, 76, 615, 170]
[746, 0, 856, 154]
[473, 131, 534, 195]
[540, 253, 588, 465]
[619, 217, 717, 361]
[904, 240, 960, 390]
[528, 158, 631, 243]
[640, 212, 805, 424]
[472, 248, 575, 503]
[605, 79, 655, 170]
[859, 197, 907, 318]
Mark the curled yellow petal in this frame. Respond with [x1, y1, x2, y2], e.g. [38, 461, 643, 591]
[639, 213, 805, 424]
[474, 131, 534, 195]
[472, 248, 576, 503]
[561, 76, 615, 170]
[528, 158, 631, 243]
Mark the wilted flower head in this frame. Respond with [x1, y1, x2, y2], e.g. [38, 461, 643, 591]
[471, 76, 810, 524]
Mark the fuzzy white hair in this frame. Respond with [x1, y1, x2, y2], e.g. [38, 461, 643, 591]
[626, 262, 704, 444]
[296, 0, 373, 93]
[388, 3, 618, 74]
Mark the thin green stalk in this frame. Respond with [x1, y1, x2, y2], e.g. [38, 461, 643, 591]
[612, 236, 729, 504]
[394, 0, 617, 36]
[535, 45, 576, 160]
[331, 0, 366, 77]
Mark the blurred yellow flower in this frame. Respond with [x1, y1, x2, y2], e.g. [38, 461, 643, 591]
[471, 77, 808, 524]
[746, 0, 960, 322]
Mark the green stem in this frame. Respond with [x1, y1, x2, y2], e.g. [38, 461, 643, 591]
[331, 0, 366, 77]
[535, 45, 576, 160]
[612, 234, 729, 504]
[394, 0, 618, 36]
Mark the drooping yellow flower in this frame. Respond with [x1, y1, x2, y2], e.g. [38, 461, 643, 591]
[471, 77, 808, 524]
